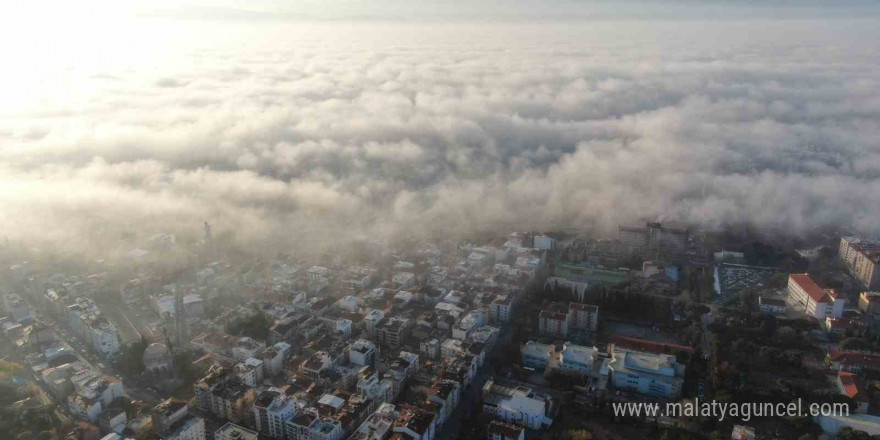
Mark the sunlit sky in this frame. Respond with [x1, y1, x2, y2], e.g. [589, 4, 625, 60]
[1, 1, 879, 256]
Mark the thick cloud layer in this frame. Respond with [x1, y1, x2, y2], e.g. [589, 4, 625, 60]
[1, 19, 879, 256]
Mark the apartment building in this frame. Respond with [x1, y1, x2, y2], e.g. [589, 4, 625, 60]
[568, 303, 599, 332]
[787, 274, 845, 320]
[215, 423, 258, 440]
[350, 403, 396, 440]
[490, 296, 513, 324]
[521, 341, 555, 371]
[251, 388, 299, 439]
[839, 237, 880, 290]
[481, 380, 549, 430]
[392, 406, 437, 440]
[608, 344, 685, 399]
[165, 415, 206, 440]
[193, 365, 256, 423]
[538, 309, 570, 338]
[560, 343, 599, 375]
[860, 291, 880, 314]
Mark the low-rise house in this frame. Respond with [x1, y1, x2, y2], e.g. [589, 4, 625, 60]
[829, 350, 880, 373]
[487, 419, 525, 440]
[838, 372, 870, 413]
[758, 297, 786, 314]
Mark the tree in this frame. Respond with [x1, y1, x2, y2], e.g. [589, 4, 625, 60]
[0, 361, 23, 375]
[776, 326, 797, 345]
[121, 336, 149, 375]
[229, 311, 270, 340]
[765, 272, 789, 289]
[841, 338, 868, 351]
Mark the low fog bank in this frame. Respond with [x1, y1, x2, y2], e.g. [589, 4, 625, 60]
[1, 20, 879, 261]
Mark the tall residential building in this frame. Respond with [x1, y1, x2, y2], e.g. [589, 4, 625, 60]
[251, 388, 299, 439]
[490, 297, 512, 324]
[426, 379, 460, 427]
[839, 237, 880, 290]
[853, 248, 880, 290]
[378, 317, 412, 348]
[787, 274, 845, 320]
[608, 344, 685, 398]
[87, 318, 120, 357]
[392, 406, 436, 440]
[165, 415, 206, 440]
[193, 365, 256, 423]
[538, 308, 569, 338]
[567, 303, 599, 332]
[284, 410, 344, 440]
[151, 398, 190, 436]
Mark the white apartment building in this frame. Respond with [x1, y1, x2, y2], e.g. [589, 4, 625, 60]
[363, 310, 385, 337]
[347, 339, 379, 367]
[215, 423, 258, 440]
[452, 309, 486, 340]
[252, 388, 299, 439]
[560, 343, 599, 375]
[758, 297, 786, 314]
[232, 337, 266, 362]
[350, 403, 396, 440]
[490, 297, 513, 324]
[788, 274, 845, 320]
[567, 303, 599, 332]
[87, 318, 121, 357]
[263, 342, 292, 377]
[482, 380, 550, 430]
[538, 309, 569, 338]
[165, 416, 206, 440]
[284, 411, 343, 440]
[307, 266, 328, 282]
[357, 373, 395, 404]
[608, 344, 685, 399]
[521, 341, 555, 371]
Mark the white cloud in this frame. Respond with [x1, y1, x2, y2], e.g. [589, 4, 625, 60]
[1, 19, 880, 257]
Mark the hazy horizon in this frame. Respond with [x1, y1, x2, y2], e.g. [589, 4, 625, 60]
[2, 2, 880, 258]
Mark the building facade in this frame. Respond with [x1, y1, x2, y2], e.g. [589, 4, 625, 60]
[787, 274, 845, 320]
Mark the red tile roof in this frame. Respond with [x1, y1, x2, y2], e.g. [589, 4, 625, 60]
[838, 372, 869, 402]
[790, 274, 835, 303]
[488, 419, 524, 439]
[830, 350, 880, 370]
